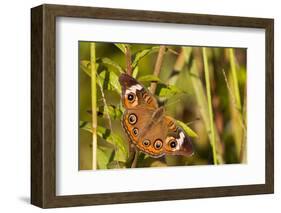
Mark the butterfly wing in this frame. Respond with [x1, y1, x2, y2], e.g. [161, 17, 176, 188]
[132, 114, 193, 158]
[122, 108, 167, 157]
[137, 121, 168, 157]
[119, 73, 162, 155]
[162, 116, 194, 156]
[119, 73, 158, 110]
[122, 106, 160, 153]
[119, 73, 194, 158]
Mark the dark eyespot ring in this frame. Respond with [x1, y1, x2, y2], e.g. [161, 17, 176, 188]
[142, 139, 151, 147]
[132, 127, 139, 136]
[169, 140, 177, 148]
[127, 93, 135, 102]
[128, 113, 137, 124]
[154, 139, 163, 150]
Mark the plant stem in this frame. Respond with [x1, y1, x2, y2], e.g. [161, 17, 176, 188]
[168, 48, 186, 85]
[229, 49, 247, 162]
[150, 45, 166, 94]
[222, 68, 246, 132]
[240, 85, 247, 163]
[96, 74, 120, 167]
[125, 45, 132, 75]
[124, 44, 138, 167]
[96, 75, 113, 131]
[90, 43, 97, 170]
[202, 48, 218, 165]
[229, 48, 241, 110]
[222, 69, 238, 110]
[131, 150, 139, 168]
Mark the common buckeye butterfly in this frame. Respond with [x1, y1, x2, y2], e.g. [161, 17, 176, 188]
[119, 73, 194, 158]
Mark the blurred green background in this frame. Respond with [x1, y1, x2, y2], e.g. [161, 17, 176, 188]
[79, 42, 247, 170]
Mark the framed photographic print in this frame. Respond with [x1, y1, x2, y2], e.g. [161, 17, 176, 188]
[31, 4, 274, 208]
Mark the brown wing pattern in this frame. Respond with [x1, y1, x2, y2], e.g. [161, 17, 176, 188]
[163, 116, 194, 156]
[122, 107, 154, 146]
[119, 73, 194, 158]
[119, 73, 158, 110]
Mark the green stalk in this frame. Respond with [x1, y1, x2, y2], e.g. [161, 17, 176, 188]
[229, 48, 246, 162]
[125, 45, 132, 75]
[150, 45, 166, 94]
[240, 86, 247, 163]
[90, 43, 97, 170]
[202, 48, 218, 165]
[229, 48, 241, 110]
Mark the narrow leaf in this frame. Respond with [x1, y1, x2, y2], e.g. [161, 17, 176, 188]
[132, 66, 139, 78]
[97, 57, 124, 74]
[80, 121, 128, 163]
[99, 70, 121, 94]
[107, 105, 123, 119]
[107, 161, 126, 169]
[80, 60, 92, 77]
[156, 84, 183, 98]
[80, 121, 92, 133]
[114, 44, 127, 54]
[81, 58, 124, 76]
[97, 147, 112, 169]
[132, 46, 160, 70]
[176, 120, 198, 138]
[137, 74, 163, 83]
[97, 126, 128, 162]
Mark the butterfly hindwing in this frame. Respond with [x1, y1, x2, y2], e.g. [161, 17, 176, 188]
[163, 116, 194, 156]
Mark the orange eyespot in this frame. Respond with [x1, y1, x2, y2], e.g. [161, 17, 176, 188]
[127, 93, 135, 103]
[128, 113, 137, 124]
[132, 127, 139, 136]
[169, 140, 177, 149]
[154, 139, 163, 150]
[142, 139, 151, 147]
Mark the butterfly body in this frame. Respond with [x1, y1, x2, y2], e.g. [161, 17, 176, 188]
[119, 73, 193, 158]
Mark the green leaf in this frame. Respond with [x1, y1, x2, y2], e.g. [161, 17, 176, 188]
[114, 44, 127, 54]
[132, 66, 139, 78]
[132, 46, 160, 70]
[80, 121, 128, 163]
[137, 74, 163, 83]
[107, 161, 126, 169]
[137, 75, 184, 98]
[176, 120, 198, 138]
[96, 126, 128, 162]
[97, 104, 123, 120]
[98, 70, 121, 94]
[238, 66, 247, 85]
[131, 47, 178, 70]
[97, 147, 112, 170]
[80, 58, 124, 77]
[80, 60, 92, 77]
[156, 84, 184, 98]
[107, 105, 123, 119]
[80, 121, 92, 133]
[97, 57, 124, 74]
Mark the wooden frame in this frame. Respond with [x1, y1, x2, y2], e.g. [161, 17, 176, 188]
[31, 4, 274, 208]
